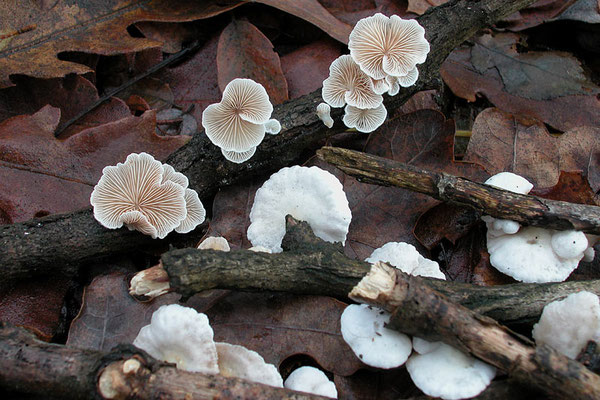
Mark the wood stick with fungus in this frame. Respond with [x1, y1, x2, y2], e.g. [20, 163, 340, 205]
[0, 0, 539, 282]
[0, 323, 327, 400]
[350, 262, 600, 400]
[155, 218, 600, 326]
[317, 146, 600, 234]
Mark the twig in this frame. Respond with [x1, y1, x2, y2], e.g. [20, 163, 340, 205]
[350, 262, 600, 400]
[317, 146, 600, 234]
[0, 323, 326, 400]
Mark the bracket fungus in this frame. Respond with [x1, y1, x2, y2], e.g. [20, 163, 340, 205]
[247, 166, 351, 253]
[197, 236, 231, 251]
[90, 153, 205, 239]
[406, 338, 497, 400]
[202, 78, 279, 162]
[342, 103, 388, 133]
[284, 366, 337, 398]
[348, 13, 430, 80]
[322, 55, 383, 109]
[216, 343, 283, 387]
[532, 291, 600, 359]
[133, 304, 219, 374]
[365, 242, 446, 280]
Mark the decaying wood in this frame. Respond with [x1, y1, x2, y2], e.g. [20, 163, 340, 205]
[0, 0, 539, 282]
[158, 218, 600, 326]
[318, 147, 600, 234]
[351, 262, 600, 400]
[0, 323, 326, 400]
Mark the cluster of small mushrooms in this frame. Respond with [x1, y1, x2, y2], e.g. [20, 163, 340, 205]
[86, 10, 600, 400]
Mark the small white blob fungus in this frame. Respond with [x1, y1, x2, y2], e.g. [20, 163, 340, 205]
[322, 55, 383, 109]
[532, 291, 600, 359]
[216, 342, 283, 387]
[407, 337, 496, 400]
[247, 166, 351, 253]
[348, 14, 430, 80]
[248, 245, 272, 253]
[197, 236, 231, 251]
[551, 230, 589, 259]
[340, 304, 412, 369]
[264, 119, 281, 135]
[133, 304, 219, 374]
[342, 103, 387, 133]
[284, 366, 337, 398]
[484, 172, 534, 194]
[316, 102, 334, 128]
[221, 147, 257, 164]
[202, 78, 273, 152]
[366, 242, 446, 280]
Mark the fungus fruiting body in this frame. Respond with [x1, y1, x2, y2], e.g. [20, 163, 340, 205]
[216, 343, 283, 387]
[316, 102, 334, 128]
[247, 166, 351, 253]
[322, 55, 383, 109]
[90, 153, 205, 239]
[532, 291, 600, 359]
[284, 366, 337, 398]
[342, 104, 387, 133]
[197, 236, 231, 251]
[366, 242, 446, 280]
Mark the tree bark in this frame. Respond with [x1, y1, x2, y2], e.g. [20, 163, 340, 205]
[0, 322, 326, 400]
[0, 0, 539, 282]
[318, 146, 600, 234]
[350, 262, 600, 400]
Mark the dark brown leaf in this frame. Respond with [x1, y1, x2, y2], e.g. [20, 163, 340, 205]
[414, 203, 481, 250]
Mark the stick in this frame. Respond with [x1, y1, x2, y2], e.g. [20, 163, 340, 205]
[0, 0, 539, 280]
[0, 322, 327, 399]
[350, 262, 600, 400]
[157, 218, 600, 326]
[317, 147, 600, 234]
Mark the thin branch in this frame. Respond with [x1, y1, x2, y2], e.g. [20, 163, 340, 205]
[317, 147, 600, 234]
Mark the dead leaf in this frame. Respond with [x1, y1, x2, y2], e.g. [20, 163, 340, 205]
[207, 292, 362, 376]
[334, 368, 418, 399]
[531, 171, 600, 206]
[413, 203, 480, 250]
[465, 107, 600, 193]
[320, 0, 409, 25]
[502, 0, 578, 30]
[0, 0, 242, 88]
[280, 39, 343, 99]
[556, 0, 600, 24]
[441, 32, 600, 131]
[254, 0, 352, 44]
[136, 21, 200, 54]
[217, 19, 288, 105]
[0, 105, 189, 223]
[407, 0, 447, 15]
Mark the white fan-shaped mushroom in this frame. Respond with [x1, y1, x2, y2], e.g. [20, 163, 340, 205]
[264, 119, 281, 135]
[221, 147, 257, 164]
[322, 55, 383, 109]
[366, 242, 446, 280]
[316, 103, 334, 128]
[343, 103, 387, 133]
[175, 189, 206, 234]
[202, 78, 273, 152]
[133, 304, 219, 374]
[90, 153, 187, 239]
[247, 166, 351, 253]
[284, 366, 337, 398]
[198, 236, 231, 251]
[385, 67, 419, 95]
[161, 164, 189, 189]
[370, 78, 390, 95]
[349, 14, 430, 80]
[216, 343, 283, 387]
[340, 304, 412, 369]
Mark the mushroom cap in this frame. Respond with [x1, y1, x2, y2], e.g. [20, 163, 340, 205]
[407, 337, 496, 400]
[343, 103, 387, 133]
[90, 153, 187, 239]
[161, 164, 189, 189]
[175, 188, 206, 234]
[487, 226, 584, 282]
[484, 172, 533, 194]
[349, 14, 430, 80]
[386, 67, 419, 95]
[197, 236, 231, 251]
[216, 342, 283, 387]
[202, 78, 272, 152]
[316, 102, 334, 128]
[322, 55, 383, 109]
[247, 166, 351, 253]
[340, 304, 412, 369]
[264, 119, 281, 135]
[370, 78, 390, 95]
[366, 242, 446, 280]
[221, 146, 257, 164]
[133, 304, 219, 374]
[550, 230, 588, 259]
[532, 291, 600, 359]
[284, 366, 337, 398]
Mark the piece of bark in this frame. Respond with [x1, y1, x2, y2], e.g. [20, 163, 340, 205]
[0, 322, 326, 400]
[350, 262, 600, 400]
[577, 341, 600, 374]
[160, 219, 600, 326]
[0, 0, 539, 282]
[317, 146, 600, 234]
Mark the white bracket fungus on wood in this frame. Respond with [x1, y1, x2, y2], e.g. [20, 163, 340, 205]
[90, 153, 205, 239]
[247, 166, 351, 253]
[284, 366, 337, 398]
[216, 343, 283, 388]
[365, 242, 446, 280]
[342, 103, 387, 133]
[197, 236, 231, 251]
[322, 55, 383, 109]
[532, 291, 600, 359]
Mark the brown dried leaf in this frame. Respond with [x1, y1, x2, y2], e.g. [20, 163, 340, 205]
[217, 19, 288, 105]
[407, 0, 447, 15]
[207, 292, 362, 376]
[0, 105, 189, 223]
[502, 0, 577, 31]
[531, 171, 600, 206]
[413, 203, 480, 250]
[0, 0, 242, 88]
[334, 368, 419, 399]
[320, 0, 409, 25]
[441, 33, 600, 131]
